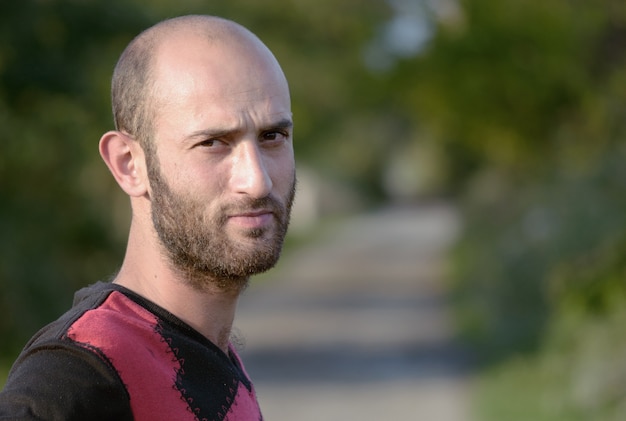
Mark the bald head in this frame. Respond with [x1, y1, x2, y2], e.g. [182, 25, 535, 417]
[111, 15, 287, 147]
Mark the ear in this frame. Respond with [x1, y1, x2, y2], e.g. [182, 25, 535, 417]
[99, 131, 148, 197]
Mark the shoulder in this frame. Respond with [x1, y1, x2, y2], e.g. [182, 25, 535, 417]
[66, 289, 160, 349]
[0, 338, 133, 420]
[0, 284, 174, 420]
[22, 283, 159, 358]
[0, 283, 139, 420]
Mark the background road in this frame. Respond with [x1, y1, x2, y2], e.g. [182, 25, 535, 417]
[236, 203, 472, 420]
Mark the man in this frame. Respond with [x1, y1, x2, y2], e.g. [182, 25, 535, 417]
[0, 14, 295, 420]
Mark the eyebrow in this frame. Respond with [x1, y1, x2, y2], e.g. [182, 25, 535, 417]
[268, 118, 294, 131]
[186, 118, 293, 141]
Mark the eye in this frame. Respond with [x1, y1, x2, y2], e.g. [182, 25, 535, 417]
[260, 130, 289, 145]
[196, 138, 228, 149]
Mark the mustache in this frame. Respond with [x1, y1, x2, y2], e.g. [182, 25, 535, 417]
[220, 194, 287, 219]
[222, 178, 296, 218]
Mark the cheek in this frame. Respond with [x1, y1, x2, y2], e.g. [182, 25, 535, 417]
[165, 161, 227, 202]
[269, 154, 296, 191]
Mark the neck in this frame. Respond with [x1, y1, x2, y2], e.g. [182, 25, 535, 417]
[113, 219, 244, 354]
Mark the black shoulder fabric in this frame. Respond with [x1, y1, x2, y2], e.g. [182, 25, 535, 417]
[0, 340, 132, 421]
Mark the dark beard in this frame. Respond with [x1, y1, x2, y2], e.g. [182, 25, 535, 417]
[146, 151, 295, 292]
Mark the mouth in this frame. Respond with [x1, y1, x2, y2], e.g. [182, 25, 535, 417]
[227, 209, 274, 229]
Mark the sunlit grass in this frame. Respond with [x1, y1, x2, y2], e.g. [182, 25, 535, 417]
[474, 305, 626, 421]
[475, 356, 583, 421]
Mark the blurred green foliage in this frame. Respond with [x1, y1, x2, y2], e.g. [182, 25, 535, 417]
[0, 0, 155, 358]
[2, 0, 626, 418]
[437, 0, 626, 418]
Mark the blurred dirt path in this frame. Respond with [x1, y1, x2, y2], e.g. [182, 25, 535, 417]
[236, 203, 472, 420]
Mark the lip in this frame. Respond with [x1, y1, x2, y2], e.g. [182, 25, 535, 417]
[235, 209, 272, 217]
[228, 209, 274, 229]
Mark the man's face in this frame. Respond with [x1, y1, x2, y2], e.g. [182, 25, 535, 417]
[145, 32, 296, 291]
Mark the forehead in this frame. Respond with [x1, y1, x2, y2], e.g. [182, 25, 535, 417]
[151, 31, 289, 110]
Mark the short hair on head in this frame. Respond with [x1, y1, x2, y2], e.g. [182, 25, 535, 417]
[111, 30, 156, 149]
[110, 15, 254, 150]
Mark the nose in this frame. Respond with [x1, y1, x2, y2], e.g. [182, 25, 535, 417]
[230, 141, 273, 199]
